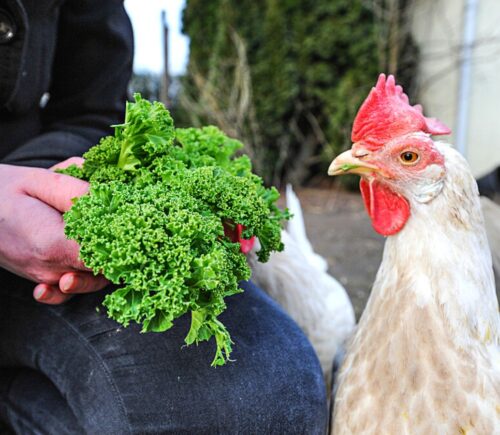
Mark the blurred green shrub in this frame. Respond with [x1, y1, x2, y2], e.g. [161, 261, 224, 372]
[129, 72, 162, 102]
[179, 0, 417, 187]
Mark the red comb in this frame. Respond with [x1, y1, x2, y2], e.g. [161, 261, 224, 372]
[351, 74, 451, 149]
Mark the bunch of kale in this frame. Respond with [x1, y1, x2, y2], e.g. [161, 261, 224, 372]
[60, 95, 288, 366]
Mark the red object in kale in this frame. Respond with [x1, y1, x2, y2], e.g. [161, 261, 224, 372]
[224, 222, 256, 254]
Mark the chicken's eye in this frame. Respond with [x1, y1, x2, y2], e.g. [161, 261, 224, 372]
[400, 151, 419, 165]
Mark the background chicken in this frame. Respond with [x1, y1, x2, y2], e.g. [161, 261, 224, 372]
[249, 185, 355, 387]
[328, 74, 500, 434]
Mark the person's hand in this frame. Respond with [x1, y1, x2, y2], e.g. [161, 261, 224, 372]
[0, 158, 109, 304]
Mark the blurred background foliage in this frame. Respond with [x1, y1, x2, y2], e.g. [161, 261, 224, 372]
[129, 72, 162, 101]
[131, 0, 418, 187]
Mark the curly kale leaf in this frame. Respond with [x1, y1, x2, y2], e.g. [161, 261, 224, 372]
[114, 94, 175, 171]
[61, 94, 288, 366]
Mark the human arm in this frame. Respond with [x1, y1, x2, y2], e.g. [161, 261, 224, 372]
[1, 0, 133, 168]
[0, 1, 132, 301]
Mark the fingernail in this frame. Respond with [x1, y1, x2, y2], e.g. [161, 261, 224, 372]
[34, 286, 47, 301]
[61, 275, 74, 293]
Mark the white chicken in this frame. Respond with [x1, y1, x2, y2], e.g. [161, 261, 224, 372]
[249, 185, 355, 386]
[328, 74, 500, 434]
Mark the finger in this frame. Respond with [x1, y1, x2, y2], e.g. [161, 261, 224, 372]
[56, 238, 92, 273]
[50, 157, 85, 171]
[22, 168, 89, 213]
[59, 272, 110, 294]
[33, 283, 73, 305]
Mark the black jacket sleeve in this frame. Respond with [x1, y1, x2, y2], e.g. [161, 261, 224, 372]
[2, 0, 133, 168]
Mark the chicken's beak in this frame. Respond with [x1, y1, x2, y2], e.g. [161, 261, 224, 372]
[328, 149, 379, 176]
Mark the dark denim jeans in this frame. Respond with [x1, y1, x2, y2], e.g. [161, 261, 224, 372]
[0, 269, 327, 434]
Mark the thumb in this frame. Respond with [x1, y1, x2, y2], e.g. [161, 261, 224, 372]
[22, 168, 89, 213]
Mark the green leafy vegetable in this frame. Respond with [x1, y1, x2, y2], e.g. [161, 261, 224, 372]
[59, 94, 289, 366]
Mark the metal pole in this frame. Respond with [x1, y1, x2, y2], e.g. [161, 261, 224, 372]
[455, 0, 479, 156]
[161, 10, 170, 106]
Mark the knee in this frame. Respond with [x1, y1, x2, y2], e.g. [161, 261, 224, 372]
[255, 343, 328, 434]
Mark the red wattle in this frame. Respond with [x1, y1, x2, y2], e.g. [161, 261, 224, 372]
[359, 178, 410, 236]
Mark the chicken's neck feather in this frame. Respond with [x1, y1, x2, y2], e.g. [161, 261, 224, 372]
[367, 142, 499, 351]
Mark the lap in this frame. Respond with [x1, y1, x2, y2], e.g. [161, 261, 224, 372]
[0, 270, 327, 434]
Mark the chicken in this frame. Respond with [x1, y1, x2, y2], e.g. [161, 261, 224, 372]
[249, 185, 355, 386]
[284, 184, 329, 273]
[328, 74, 500, 434]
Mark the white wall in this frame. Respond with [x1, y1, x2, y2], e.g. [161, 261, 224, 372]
[411, 0, 500, 177]
[466, 0, 500, 177]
